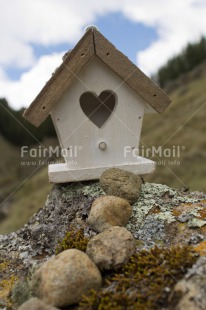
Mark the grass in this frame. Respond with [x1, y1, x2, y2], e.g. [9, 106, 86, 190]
[0, 135, 20, 196]
[142, 62, 206, 191]
[0, 137, 58, 234]
[0, 167, 52, 234]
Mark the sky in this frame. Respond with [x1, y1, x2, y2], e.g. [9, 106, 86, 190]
[0, 0, 206, 110]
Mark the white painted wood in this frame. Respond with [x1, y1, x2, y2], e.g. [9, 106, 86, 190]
[51, 56, 145, 170]
[48, 157, 156, 183]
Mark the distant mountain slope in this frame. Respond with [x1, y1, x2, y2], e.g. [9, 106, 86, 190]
[0, 135, 20, 196]
[0, 136, 58, 233]
[0, 167, 52, 234]
[1, 62, 206, 233]
[142, 61, 206, 191]
[0, 135, 58, 200]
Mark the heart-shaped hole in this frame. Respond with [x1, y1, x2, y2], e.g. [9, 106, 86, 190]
[80, 90, 116, 128]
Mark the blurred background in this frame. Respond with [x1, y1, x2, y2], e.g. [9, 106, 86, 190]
[0, 0, 206, 233]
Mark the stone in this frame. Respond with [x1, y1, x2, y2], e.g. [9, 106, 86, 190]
[86, 226, 136, 270]
[169, 257, 206, 310]
[1, 182, 206, 309]
[100, 168, 142, 204]
[87, 195, 132, 232]
[18, 297, 58, 310]
[170, 281, 201, 310]
[32, 249, 102, 307]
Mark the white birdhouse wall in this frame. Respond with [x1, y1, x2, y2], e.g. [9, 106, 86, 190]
[51, 57, 145, 169]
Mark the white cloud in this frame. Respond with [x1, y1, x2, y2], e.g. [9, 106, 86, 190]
[0, 53, 64, 110]
[0, 0, 206, 108]
[131, 0, 206, 74]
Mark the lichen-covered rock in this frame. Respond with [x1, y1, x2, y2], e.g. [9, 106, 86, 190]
[0, 182, 102, 271]
[169, 257, 206, 310]
[126, 183, 205, 249]
[32, 249, 102, 307]
[86, 226, 136, 270]
[100, 168, 142, 204]
[0, 182, 204, 268]
[187, 218, 206, 228]
[1, 182, 206, 309]
[18, 297, 58, 310]
[87, 196, 132, 232]
[11, 280, 32, 308]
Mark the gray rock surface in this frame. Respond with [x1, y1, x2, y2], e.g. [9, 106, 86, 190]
[86, 226, 136, 270]
[1, 181, 206, 309]
[100, 168, 142, 204]
[18, 297, 59, 310]
[11, 279, 32, 308]
[0, 182, 204, 269]
[170, 257, 206, 310]
[126, 183, 206, 249]
[0, 183, 98, 271]
[87, 195, 132, 232]
[32, 249, 102, 307]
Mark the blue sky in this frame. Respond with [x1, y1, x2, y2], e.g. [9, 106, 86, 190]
[96, 13, 158, 65]
[0, 0, 206, 110]
[7, 12, 158, 81]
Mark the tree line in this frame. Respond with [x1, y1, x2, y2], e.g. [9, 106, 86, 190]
[155, 36, 206, 87]
[0, 99, 56, 146]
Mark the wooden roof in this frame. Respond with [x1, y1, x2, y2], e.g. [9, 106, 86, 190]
[23, 27, 171, 127]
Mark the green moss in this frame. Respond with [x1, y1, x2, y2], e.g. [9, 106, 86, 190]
[0, 276, 17, 309]
[0, 261, 9, 271]
[79, 245, 198, 310]
[0, 259, 20, 309]
[55, 227, 90, 254]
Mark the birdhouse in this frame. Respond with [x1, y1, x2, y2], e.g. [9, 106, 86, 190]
[23, 26, 171, 183]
